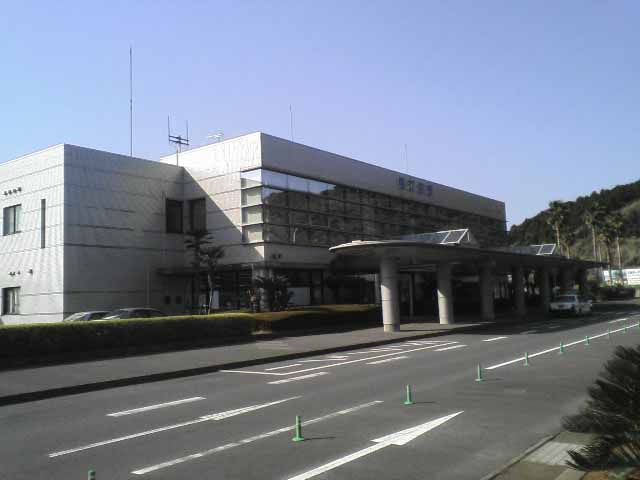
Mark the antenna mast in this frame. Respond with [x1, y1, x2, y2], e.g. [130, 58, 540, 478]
[289, 105, 294, 141]
[168, 116, 190, 166]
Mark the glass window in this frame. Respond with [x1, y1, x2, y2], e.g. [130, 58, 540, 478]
[189, 198, 207, 232]
[329, 231, 347, 245]
[363, 221, 376, 235]
[309, 195, 329, 213]
[40, 199, 46, 248]
[240, 169, 263, 188]
[344, 202, 360, 216]
[3, 204, 21, 236]
[288, 191, 308, 210]
[242, 205, 263, 224]
[308, 179, 332, 195]
[262, 170, 288, 189]
[242, 225, 263, 243]
[309, 229, 328, 246]
[329, 199, 344, 213]
[241, 187, 262, 206]
[344, 188, 360, 203]
[290, 227, 309, 245]
[328, 216, 345, 231]
[290, 210, 309, 225]
[343, 217, 362, 233]
[2, 287, 20, 314]
[262, 187, 287, 207]
[361, 205, 375, 220]
[165, 199, 183, 233]
[310, 212, 328, 227]
[264, 206, 289, 225]
[288, 175, 309, 193]
[264, 224, 289, 243]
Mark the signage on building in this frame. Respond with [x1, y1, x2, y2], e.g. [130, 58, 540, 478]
[398, 176, 433, 197]
[603, 268, 640, 286]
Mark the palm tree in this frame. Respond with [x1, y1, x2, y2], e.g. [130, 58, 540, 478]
[562, 230, 577, 259]
[609, 213, 625, 284]
[563, 345, 640, 471]
[184, 230, 213, 312]
[201, 245, 225, 313]
[547, 201, 568, 256]
[598, 221, 616, 286]
[583, 202, 604, 261]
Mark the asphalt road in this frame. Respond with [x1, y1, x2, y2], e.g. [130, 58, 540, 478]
[2, 307, 640, 480]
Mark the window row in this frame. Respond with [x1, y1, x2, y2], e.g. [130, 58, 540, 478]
[166, 198, 207, 234]
[2, 287, 20, 314]
[3, 204, 21, 236]
[242, 224, 372, 246]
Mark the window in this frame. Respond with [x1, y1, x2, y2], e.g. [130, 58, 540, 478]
[2, 287, 20, 315]
[40, 199, 46, 248]
[189, 198, 206, 233]
[166, 199, 183, 233]
[3, 204, 21, 236]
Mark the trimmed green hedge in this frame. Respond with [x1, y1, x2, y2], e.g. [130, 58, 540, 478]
[0, 305, 380, 360]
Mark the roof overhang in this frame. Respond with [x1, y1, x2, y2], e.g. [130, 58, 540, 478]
[329, 240, 603, 274]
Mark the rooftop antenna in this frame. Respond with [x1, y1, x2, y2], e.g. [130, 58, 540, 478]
[129, 46, 133, 159]
[207, 132, 224, 143]
[168, 116, 190, 166]
[289, 104, 294, 141]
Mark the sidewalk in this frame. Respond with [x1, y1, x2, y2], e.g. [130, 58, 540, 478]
[0, 318, 496, 406]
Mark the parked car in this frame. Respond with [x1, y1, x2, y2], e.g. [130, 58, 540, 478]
[101, 308, 167, 320]
[549, 294, 592, 315]
[63, 311, 109, 322]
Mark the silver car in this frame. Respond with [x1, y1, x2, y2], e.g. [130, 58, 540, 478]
[549, 294, 592, 315]
[63, 311, 109, 322]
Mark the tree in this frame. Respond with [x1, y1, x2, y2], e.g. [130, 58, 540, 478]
[563, 346, 640, 471]
[609, 213, 625, 283]
[598, 220, 617, 286]
[184, 230, 213, 312]
[200, 245, 225, 313]
[562, 230, 577, 259]
[546, 201, 569, 256]
[253, 275, 292, 311]
[584, 201, 605, 261]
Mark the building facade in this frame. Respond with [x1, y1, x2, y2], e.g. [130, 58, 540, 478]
[0, 133, 506, 324]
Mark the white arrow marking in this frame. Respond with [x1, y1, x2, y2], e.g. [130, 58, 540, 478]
[49, 397, 299, 457]
[286, 411, 464, 480]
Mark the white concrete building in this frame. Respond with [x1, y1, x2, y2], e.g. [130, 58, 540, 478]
[0, 133, 508, 324]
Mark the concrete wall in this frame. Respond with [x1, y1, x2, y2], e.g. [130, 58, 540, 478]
[0, 145, 65, 324]
[63, 145, 186, 316]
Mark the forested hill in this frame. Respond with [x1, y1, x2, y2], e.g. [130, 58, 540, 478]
[509, 179, 640, 266]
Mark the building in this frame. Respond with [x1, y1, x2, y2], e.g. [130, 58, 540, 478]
[2, 132, 590, 326]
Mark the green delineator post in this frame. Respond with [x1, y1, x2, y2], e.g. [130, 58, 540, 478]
[524, 352, 530, 366]
[88, 470, 96, 480]
[404, 384, 414, 405]
[292, 415, 305, 442]
[559, 342, 565, 354]
[585, 335, 590, 346]
[607, 327, 611, 339]
[475, 364, 484, 382]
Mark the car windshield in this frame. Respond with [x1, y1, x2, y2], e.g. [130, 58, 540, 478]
[103, 310, 128, 319]
[64, 313, 85, 321]
[555, 295, 577, 302]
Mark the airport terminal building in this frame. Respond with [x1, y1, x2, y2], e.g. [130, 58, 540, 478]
[0, 132, 591, 325]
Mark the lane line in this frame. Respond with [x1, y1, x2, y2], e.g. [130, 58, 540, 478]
[482, 336, 508, 342]
[486, 322, 640, 370]
[48, 397, 300, 458]
[222, 342, 459, 377]
[435, 344, 467, 352]
[268, 372, 329, 384]
[521, 330, 537, 334]
[366, 356, 409, 365]
[107, 397, 205, 417]
[265, 364, 303, 371]
[609, 318, 628, 324]
[131, 400, 383, 475]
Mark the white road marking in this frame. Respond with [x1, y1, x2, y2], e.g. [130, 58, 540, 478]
[435, 344, 467, 352]
[298, 359, 340, 363]
[48, 397, 300, 458]
[286, 411, 464, 480]
[268, 372, 329, 384]
[223, 342, 459, 377]
[107, 397, 205, 417]
[482, 336, 508, 342]
[366, 356, 409, 365]
[131, 400, 383, 475]
[265, 364, 303, 371]
[609, 317, 628, 324]
[486, 322, 640, 370]
[521, 330, 537, 334]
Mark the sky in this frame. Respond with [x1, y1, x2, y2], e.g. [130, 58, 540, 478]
[1, 1, 639, 226]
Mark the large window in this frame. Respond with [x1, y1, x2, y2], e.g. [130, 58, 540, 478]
[189, 198, 206, 233]
[3, 204, 21, 236]
[166, 199, 183, 233]
[2, 287, 20, 315]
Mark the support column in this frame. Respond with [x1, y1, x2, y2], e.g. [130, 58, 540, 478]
[380, 257, 400, 332]
[409, 273, 415, 320]
[479, 263, 495, 321]
[374, 273, 381, 305]
[513, 265, 526, 317]
[538, 267, 551, 313]
[437, 263, 454, 324]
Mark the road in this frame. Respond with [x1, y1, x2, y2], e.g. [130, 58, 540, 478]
[1, 307, 639, 480]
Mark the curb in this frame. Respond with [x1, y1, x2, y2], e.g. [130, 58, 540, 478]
[479, 433, 559, 480]
[0, 322, 495, 407]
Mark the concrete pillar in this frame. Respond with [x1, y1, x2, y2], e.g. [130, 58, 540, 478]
[380, 257, 400, 332]
[374, 273, 381, 305]
[538, 267, 551, 313]
[409, 273, 415, 320]
[437, 263, 454, 324]
[479, 264, 495, 321]
[513, 266, 526, 317]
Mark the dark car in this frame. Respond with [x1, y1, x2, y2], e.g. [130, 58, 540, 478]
[63, 311, 109, 322]
[101, 308, 166, 320]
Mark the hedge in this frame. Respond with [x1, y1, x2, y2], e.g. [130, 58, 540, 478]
[0, 305, 380, 361]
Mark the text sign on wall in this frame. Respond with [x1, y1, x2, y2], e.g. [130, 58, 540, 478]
[398, 176, 433, 197]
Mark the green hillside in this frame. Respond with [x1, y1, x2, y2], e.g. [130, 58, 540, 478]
[509, 179, 640, 267]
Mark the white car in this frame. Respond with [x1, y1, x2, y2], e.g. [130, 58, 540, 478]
[549, 294, 592, 315]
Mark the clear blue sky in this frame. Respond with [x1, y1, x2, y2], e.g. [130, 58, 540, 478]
[2, 1, 639, 226]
